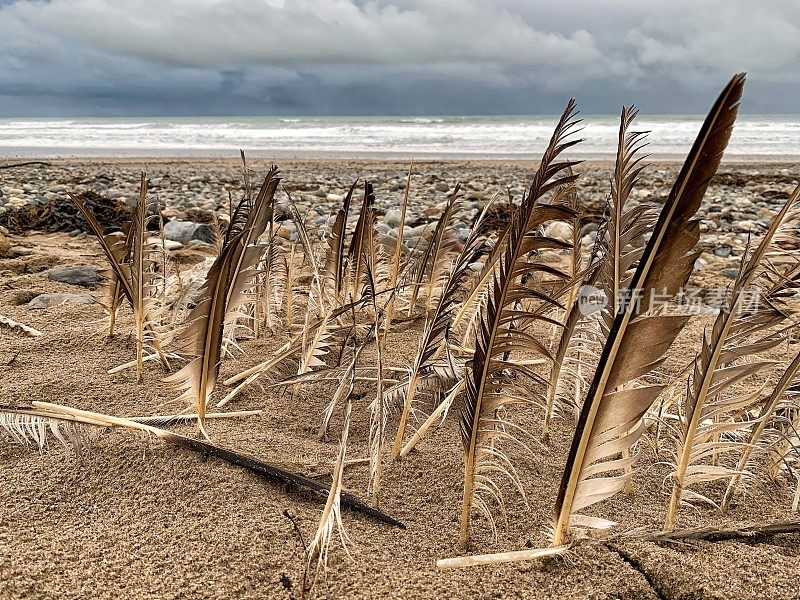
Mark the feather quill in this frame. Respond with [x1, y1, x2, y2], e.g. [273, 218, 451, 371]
[552, 74, 746, 544]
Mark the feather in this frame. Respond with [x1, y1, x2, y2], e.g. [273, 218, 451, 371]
[69, 184, 170, 371]
[665, 182, 799, 526]
[391, 199, 492, 459]
[407, 186, 459, 315]
[306, 399, 354, 582]
[0, 401, 403, 527]
[381, 160, 414, 347]
[346, 181, 376, 299]
[165, 168, 280, 437]
[553, 74, 746, 545]
[322, 180, 357, 304]
[458, 99, 582, 550]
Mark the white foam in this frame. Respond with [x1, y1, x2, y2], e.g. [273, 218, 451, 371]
[0, 115, 797, 158]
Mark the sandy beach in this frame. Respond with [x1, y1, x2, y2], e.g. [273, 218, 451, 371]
[2, 158, 800, 600]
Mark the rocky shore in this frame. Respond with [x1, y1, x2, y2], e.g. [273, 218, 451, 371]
[1, 159, 798, 261]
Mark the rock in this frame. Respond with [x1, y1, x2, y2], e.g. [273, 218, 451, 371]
[405, 224, 430, 238]
[544, 222, 572, 242]
[186, 239, 214, 249]
[326, 193, 344, 203]
[163, 220, 215, 244]
[736, 220, 759, 233]
[0, 231, 10, 257]
[46, 264, 103, 287]
[713, 245, 732, 258]
[455, 227, 472, 243]
[694, 257, 709, 270]
[28, 293, 95, 310]
[721, 268, 739, 280]
[275, 224, 293, 240]
[376, 234, 400, 250]
[384, 209, 402, 227]
[164, 239, 183, 251]
[434, 181, 450, 192]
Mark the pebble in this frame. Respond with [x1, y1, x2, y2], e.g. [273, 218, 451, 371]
[721, 268, 740, 280]
[384, 209, 402, 227]
[163, 220, 215, 244]
[544, 222, 572, 242]
[28, 293, 95, 310]
[0, 231, 10, 257]
[434, 181, 450, 192]
[46, 264, 103, 287]
[694, 257, 709, 270]
[713, 245, 732, 258]
[276, 224, 293, 240]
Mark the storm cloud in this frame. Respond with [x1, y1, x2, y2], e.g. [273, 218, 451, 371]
[0, 0, 798, 115]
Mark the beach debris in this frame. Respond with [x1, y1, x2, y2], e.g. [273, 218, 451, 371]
[0, 401, 405, 529]
[0, 190, 132, 235]
[27, 293, 95, 310]
[0, 315, 43, 337]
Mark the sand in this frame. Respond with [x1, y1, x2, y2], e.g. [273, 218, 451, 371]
[2, 159, 800, 600]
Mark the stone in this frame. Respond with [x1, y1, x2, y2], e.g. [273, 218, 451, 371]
[276, 224, 293, 240]
[544, 222, 572, 242]
[0, 231, 10, 257]
[28, 293, 95, 310]
[164, 240, 184, 251]
[326, 193, 344, 202]
[46, 264, 103, 287]
[163, 220, 215, 244]
[721, 268, 739, 280]
[455, 227, 472, 243]
[405, 224, 430, 238]
[384, 209, 402, 227]
[434, 181, 450, 192]
[694, 257, 709, 270]
[713, 245, 732, 258]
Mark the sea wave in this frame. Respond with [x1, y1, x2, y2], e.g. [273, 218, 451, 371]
[0, 116, 798, 158]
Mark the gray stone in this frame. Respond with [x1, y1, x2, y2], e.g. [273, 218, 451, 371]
[405, 224, 430, 238]
[163, 220, 215, 244]
[721, 268, 740, 280]
[434, 181, 450, 192]
[28, 293, 95, 310]
[164, 239, 184, 251]
[47, 264, 103, 287]
[384, 209, 402, 227]
[694, 257, 709, 270]
[455, 227, 472, 243]
[713, 245, 732, 258]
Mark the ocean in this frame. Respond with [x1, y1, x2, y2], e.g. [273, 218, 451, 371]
[0, 115, 798, 160]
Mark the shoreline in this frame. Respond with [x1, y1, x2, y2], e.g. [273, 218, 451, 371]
[2, 152, 800, 164]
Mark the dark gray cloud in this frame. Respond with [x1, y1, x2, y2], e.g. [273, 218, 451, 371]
[0, 0, 798, 115]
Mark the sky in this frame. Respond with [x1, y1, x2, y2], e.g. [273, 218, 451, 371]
[0, 0, 798, 116]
